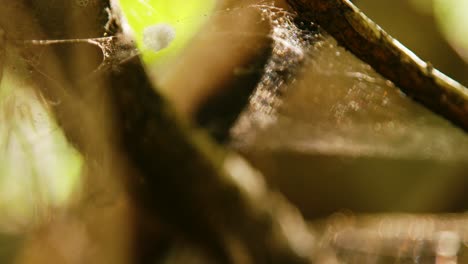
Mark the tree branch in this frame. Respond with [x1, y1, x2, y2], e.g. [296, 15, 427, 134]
[287, 0, 468, 132]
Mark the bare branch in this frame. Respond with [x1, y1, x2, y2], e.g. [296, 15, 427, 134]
[287, 0, 468, 132]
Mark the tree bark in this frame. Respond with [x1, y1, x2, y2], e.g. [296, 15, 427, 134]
[287, 0, 468, 132]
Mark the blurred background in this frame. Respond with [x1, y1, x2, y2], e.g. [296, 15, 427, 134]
[357, 0, 468, 86]
[1, 0, 468, 263]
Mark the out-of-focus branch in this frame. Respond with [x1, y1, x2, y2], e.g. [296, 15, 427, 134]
[106, 3, 317, 263]
[3, 1, 318, 263]
[287, 0, 468, 132]
[107, 45, 316, 264]
[313, 213, 468, 263]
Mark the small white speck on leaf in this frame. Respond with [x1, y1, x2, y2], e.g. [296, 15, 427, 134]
[142, 23, 176, 52]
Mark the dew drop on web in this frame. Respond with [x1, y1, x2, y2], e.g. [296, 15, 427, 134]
[142, 23, 176, 52]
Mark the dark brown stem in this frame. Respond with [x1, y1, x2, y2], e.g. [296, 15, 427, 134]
[107, 53, 315, 264]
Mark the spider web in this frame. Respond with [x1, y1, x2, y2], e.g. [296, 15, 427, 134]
[228, 2, 468, 162]
[182, 1, 468, 220]
[201, 2, 468, 262]
[6, 0, 468, 162]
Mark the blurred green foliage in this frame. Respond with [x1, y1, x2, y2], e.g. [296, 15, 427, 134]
[433, 0, 468, 61]
[410, 0, 468, 61]
[0, 64, 82, 232]
[0, 234, 22, 263]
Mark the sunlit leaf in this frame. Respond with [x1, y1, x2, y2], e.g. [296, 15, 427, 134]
[119, 0, 216, 65]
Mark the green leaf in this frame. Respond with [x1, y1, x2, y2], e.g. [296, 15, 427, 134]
[119, 0, 216, 65]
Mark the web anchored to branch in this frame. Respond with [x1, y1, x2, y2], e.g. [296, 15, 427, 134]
[227, 2, 468, 161]
[22, 36, 138, 78]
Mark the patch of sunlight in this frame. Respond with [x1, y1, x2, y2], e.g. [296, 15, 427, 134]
[47, 144, 82, 206]
[0, 67, 83, 232]
[119, 0, 216, 65]
[433, 0, 468, 61]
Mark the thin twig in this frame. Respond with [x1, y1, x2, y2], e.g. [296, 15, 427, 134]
[287, 0, 468, 132]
